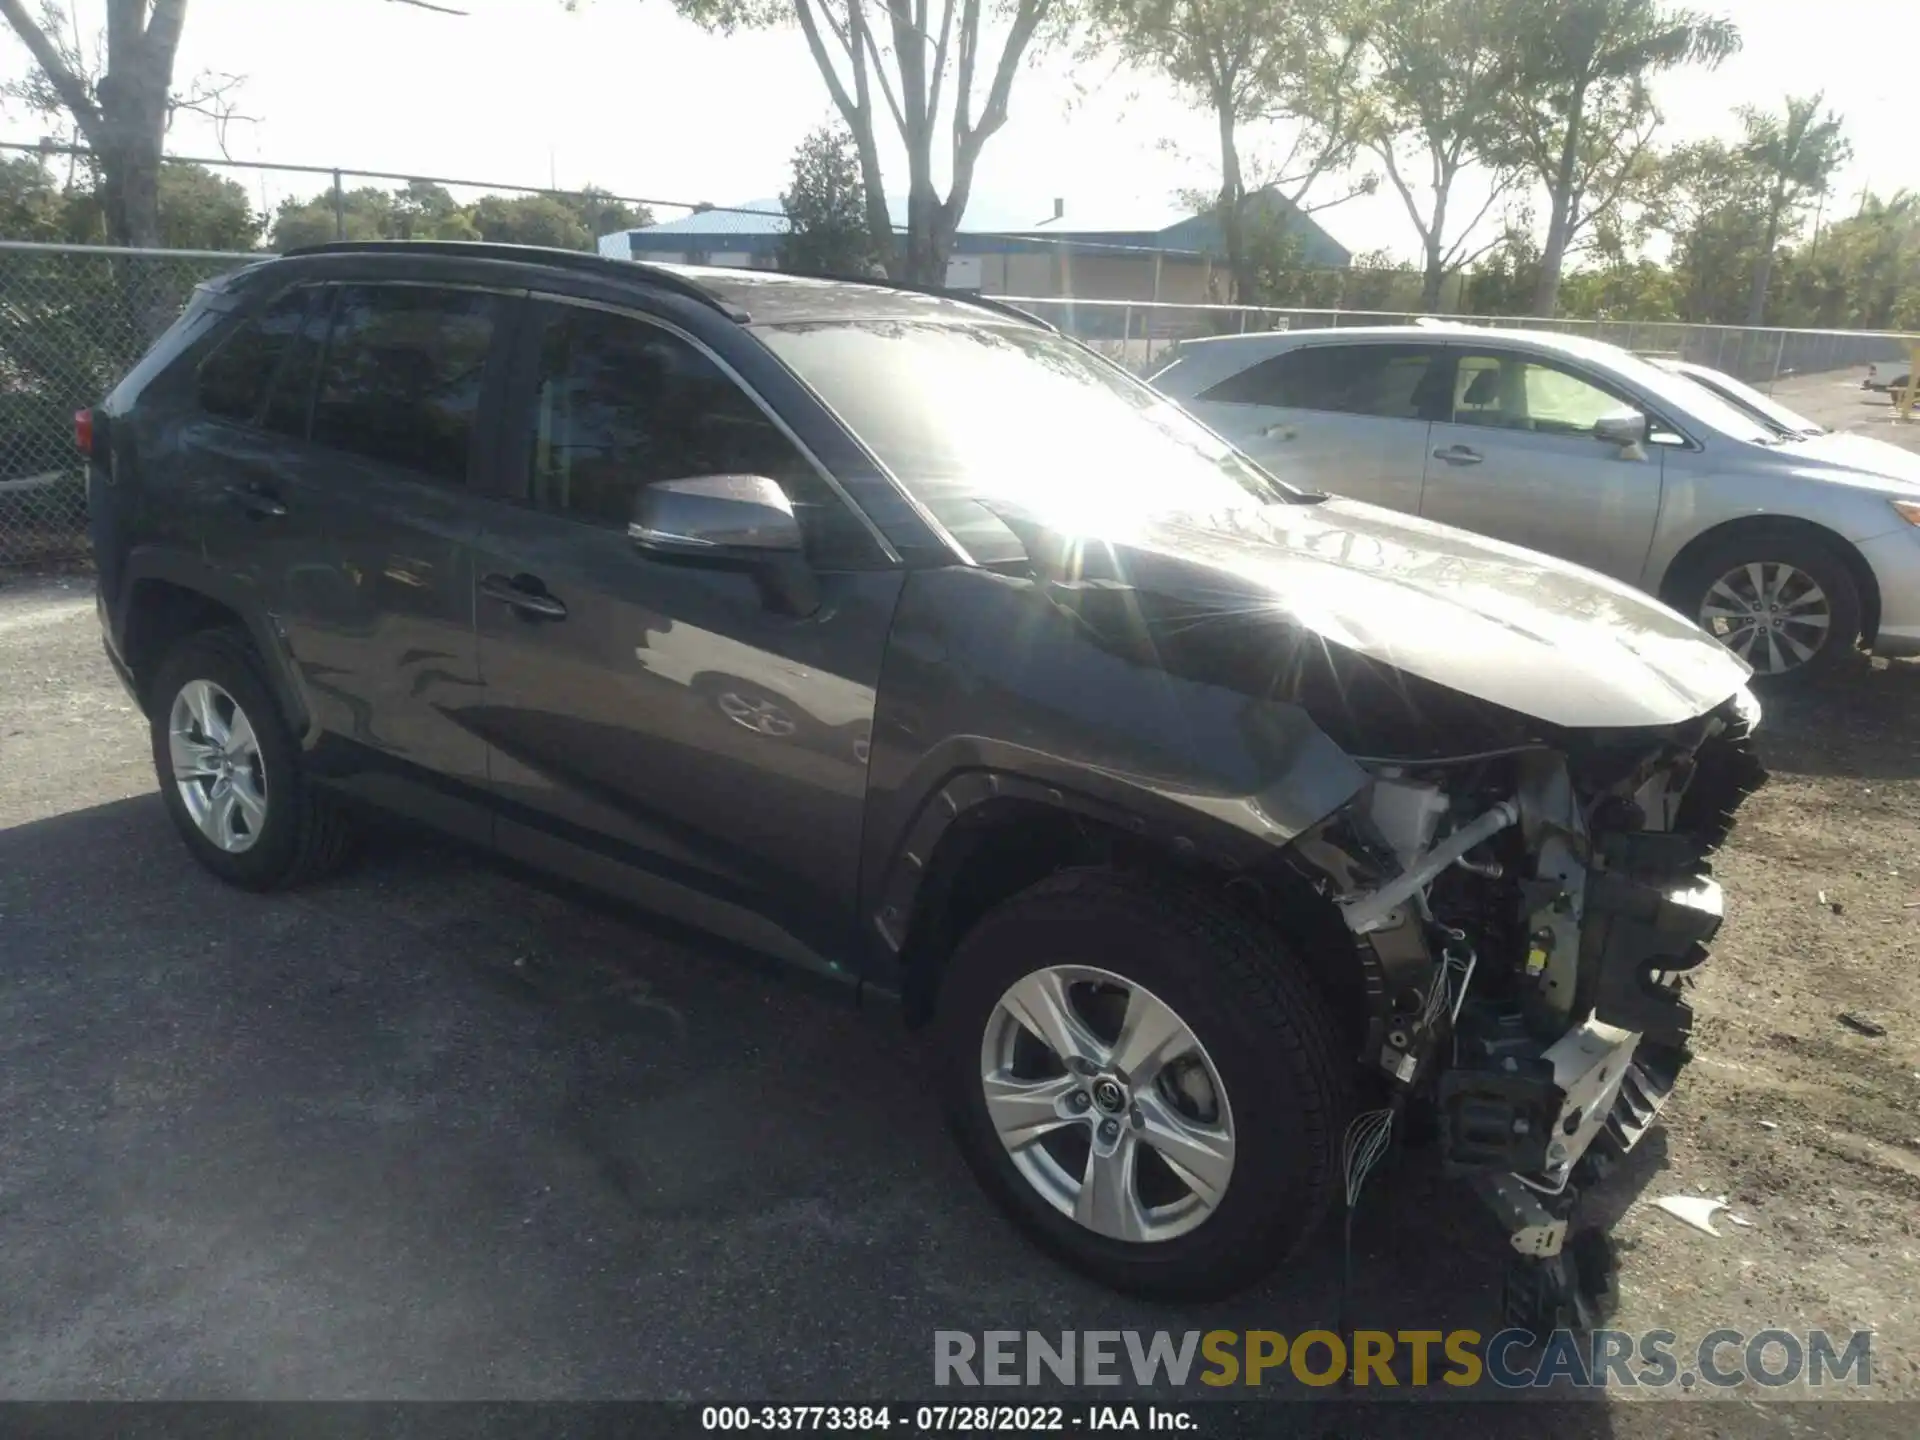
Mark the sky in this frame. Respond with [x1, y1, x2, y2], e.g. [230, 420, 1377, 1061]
[0, 0, 1911, 260]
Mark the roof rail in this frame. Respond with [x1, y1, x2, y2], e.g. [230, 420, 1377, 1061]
[275, 240, 749, 320]
[887, 283, 1058, 332]
[764, 266, 1057, 331]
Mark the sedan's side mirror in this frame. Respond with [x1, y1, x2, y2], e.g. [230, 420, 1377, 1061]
[630, 474, 818, 616]
[1594, 409, 1649, 457]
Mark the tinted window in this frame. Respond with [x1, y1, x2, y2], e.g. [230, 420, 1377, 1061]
[310, 285, 498, 483]
[1198, 344, 1443, 420]
[526, 304, 871, 566]
[261, 286, 332, 440]
[1452, 352, 1639, 436]
[196, 288, 311, 422]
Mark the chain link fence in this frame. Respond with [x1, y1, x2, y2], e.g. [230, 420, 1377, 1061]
[990, 295, 1920, 387]
[6, 241, 1918, 568]
[1, 241, 253, 567]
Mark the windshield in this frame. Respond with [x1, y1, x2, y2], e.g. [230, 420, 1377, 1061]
[1671, 365, 1824, 436]
[1568, 342, 1780, 444]
[758, 319, 1307, 564]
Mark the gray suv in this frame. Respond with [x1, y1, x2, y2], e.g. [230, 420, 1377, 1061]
[86, 243, 1764, 1319]
[1151, 325, 1920, 682]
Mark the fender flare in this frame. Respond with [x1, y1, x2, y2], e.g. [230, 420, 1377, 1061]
[116, 545, 316, 742]
[864, 738, 1367, 959]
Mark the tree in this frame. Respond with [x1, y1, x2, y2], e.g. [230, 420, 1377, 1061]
[0, 151, 67, 240]
[1642, 137, 1766, 322]
[668, 0, 1066, 284]
[0, 0, 459, 247]
[1088, 0, 1368, 303]
[470, 193, 592, 249]
[777, 123, 881, 275]
[386, 179, 479, 240]
[1353, 0, 1520, 310]
[271, 186, 396, 250]
[1739, 92, 1850, 325]
[1496, 0, 1738, 316]
[267, 182, 649, 252]
[1772, 192, 1920, 332]
[569, 187, 653, 240]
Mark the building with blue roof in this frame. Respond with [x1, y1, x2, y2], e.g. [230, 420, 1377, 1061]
[596, 186, 1351, 305]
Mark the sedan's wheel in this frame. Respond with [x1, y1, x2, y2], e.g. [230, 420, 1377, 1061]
[981, 965, 1234, 1244]
[936, 868, 1351, 1301]
[168, 679, 269, 853]
[148, 627, 354, 890]
[1671, 531, 1862, 685]
[1699, 562, 1833, 675]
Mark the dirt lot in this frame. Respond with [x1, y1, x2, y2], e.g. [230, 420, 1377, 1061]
[2, 379, 1919, 1428]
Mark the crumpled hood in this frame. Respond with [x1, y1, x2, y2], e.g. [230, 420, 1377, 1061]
[1005, 495, 1750, 731]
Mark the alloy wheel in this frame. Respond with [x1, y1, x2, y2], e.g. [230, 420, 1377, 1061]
[979, 965, 1235, 1243]
[167, 679, 269, 853]
[1699, 561, 1832, 675]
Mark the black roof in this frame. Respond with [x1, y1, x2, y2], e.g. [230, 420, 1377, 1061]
[276, 240, 1051, 331]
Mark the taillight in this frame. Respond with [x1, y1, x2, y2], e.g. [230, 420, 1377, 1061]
[75, 408, 93, 456]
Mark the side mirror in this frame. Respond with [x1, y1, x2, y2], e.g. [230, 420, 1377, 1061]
[1593, 410, 1649, 451]
[630, 474, 818, 616]
[630, 474, 804, 556]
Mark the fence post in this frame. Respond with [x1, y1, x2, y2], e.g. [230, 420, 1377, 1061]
[1123, 304, 1133, 371]
[1624, 320, 1638, 354]
[331, 169, 346, 240]
[1768, 330, 1787, 395]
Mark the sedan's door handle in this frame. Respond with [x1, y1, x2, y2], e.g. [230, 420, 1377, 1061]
[479, 573, 568, 620]
[1432, 445, 1483, 466]
[224, 483, 286, 518]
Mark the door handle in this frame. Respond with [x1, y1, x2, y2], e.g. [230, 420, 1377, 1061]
[479, 573, 568, 620]
[1258, 423, 1296, 440]
[224, 483, 287, 518]
[1432, 445, 1483, 466]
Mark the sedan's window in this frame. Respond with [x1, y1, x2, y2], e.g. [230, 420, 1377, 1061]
[1197, 344, 1445, 421]
[195, 287, 313, 424]
[310, 284, 498, 485]
[523, 305, 872, 567]
[1452, 353, 1638, 436]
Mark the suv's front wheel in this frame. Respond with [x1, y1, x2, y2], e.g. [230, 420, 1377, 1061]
[148, 628, 354, 889]
[935, 868, 1351, 1301]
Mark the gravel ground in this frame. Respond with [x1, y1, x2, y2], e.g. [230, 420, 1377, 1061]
[3, 379, 1918, 1430]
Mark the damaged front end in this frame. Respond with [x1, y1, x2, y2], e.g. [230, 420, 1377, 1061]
[1286, 683, 1767, 1332]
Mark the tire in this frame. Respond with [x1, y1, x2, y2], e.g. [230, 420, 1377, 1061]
[933, 867, 1352, 1301]
[148, 626, 354, 890]
[1665, 529, 1863, 685]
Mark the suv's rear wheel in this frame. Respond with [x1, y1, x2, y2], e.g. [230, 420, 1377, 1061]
[934, 868, 1351, 1301]
[148, 628, 353, 889]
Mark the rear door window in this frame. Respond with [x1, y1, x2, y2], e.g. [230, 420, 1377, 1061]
[309, 284, 500, 484]
[196, 287, 314, 423]
[1198, 343, 1445, 421]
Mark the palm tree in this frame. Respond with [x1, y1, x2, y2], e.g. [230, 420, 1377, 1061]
[1741, 93, 1851, 326]
[1501, 0, 1741, 317]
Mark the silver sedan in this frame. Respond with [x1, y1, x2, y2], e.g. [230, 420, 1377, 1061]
[1149, 325, 1920, 681]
